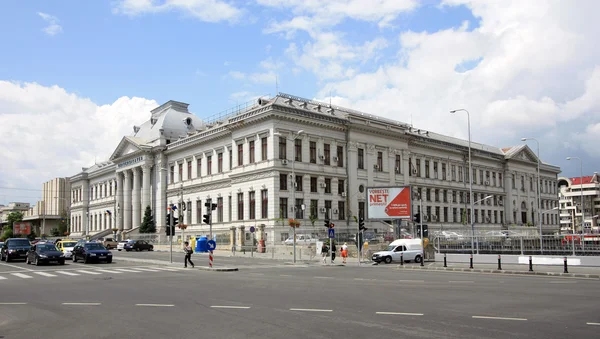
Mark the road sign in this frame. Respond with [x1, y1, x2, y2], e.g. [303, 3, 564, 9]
[207, 240, 216, 251]
[249, 226, 255, 233]
[328, 228, 335, 239]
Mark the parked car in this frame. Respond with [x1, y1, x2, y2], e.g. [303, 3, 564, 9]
[56, 239, 78, 259]
[0, 238, 32, 262]
[72, 242, 113, 263]
[371, 239, 423, 264]
[117, 240, 129, 251]
[283, 235, 317, 246]
[123, 240, 153, 251]
[101, 238, 118, 249]
[26, 243, 65, 265]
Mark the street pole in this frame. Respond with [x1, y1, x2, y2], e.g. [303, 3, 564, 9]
[169, 206, 173, 263]
[522, 138, 542, 253]
[420, 198, 423, 248]
[450, 109, 475, 255]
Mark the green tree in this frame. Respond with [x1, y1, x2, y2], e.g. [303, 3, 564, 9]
[140, 206, 156, 233]
[58, 209, 69, 235]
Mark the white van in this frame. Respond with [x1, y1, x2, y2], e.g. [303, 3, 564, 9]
[371, 239, 424, 264]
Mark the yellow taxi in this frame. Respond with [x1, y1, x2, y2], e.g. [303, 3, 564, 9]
[56, 240, 78, 259]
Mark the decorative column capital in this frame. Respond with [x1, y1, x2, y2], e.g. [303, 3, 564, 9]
[123, 169, 132, 179]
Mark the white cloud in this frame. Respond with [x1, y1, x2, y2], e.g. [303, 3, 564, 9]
[227, 57, 283, 85]
[113, 0, 243, 23]
[0, 81, 158, 198]
[37, 12, 62, 36]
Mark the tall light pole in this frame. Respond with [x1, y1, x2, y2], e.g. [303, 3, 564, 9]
[450, 109, 475, 255]
[522, 137, 543, 253]
[566, 157, 584, 233]
[274, 129, 304, 263]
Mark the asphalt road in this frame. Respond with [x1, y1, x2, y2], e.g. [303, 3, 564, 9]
[1, 257, 599, 339]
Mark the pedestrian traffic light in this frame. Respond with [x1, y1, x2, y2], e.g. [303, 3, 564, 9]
[173, 216, 178, 227]
[211, 203, 217, 211]
[416, 224, 429, 238]
[414, 212, 421, 223]
[358, 217, 367, 232]
[166, 213, 171, 225]
[324, 219, 330, 228]
[165, 223, 171, 236]
[203, 214, 210, 225]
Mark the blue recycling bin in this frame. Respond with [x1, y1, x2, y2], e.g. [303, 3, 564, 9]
[196, 236, 208, 253]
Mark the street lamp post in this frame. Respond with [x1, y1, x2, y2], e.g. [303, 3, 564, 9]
[522, 137, 543, 253]
[274, 129, 304, 264]
[450, 109, 475, 255]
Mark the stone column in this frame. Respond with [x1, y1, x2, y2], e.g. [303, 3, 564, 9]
[123, 170, 132, 230]
[116, 173, 124, 231]
[229, 226, 236, 249]
[132, 167, 141, 229]
[238, 226, 245, 248]
[142, 165, 151, 213]
[258, 224, 265, 241]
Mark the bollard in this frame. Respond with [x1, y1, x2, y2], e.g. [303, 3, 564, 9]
[420, 252, 424, 267]
[443, 253, 447, 268]
[400, 252, 404, 266]
[497, 254, 502, 270]
[564, 257, 568, 273]
[529, 255, 533, 272]
[469, 254, 473, 269]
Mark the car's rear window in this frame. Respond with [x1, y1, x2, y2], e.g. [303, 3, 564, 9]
[62, 242, 77, 247]
[85, 243, 106, 250]
[9, 239, 31, 247]
[38, 244, 58, 252]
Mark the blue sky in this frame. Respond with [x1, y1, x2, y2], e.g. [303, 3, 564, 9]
[0, 0, 599, 204]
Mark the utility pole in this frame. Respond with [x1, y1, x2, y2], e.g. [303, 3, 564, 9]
[169, 206, 173, 263]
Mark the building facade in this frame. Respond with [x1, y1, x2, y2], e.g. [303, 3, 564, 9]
[0, 202, 31, 227]
[68, 93, 561, 245]
[558, 173, 600, 233]
[22, 177, 71, 236]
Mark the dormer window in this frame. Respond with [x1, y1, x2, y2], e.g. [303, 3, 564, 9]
[151, 118, 157, 125]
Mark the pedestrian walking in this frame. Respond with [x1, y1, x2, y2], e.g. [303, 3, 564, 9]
[341, 242, 348, 264]
[331, 242, 337, 263]
[184, 241, 194, 268]
[321, 243, 329, 263]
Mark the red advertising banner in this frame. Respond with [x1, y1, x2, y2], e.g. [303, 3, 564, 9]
[13, 222, 32, 235]
[367, 186, 412, 219]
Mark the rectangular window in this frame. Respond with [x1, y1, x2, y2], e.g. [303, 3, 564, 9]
[492, 172, 497, 186]
[324, 200, 332, 219]
[228, 196, 232, 222]
[196, 199, 201, 224]
[378, 152, 383, 171]
[338, 179, 345, 195]
[425, 160, 430, 178]
[480, 170, 484, 185]
[310, 141, 317, 163]
[217, 197, 223, 222]
[178, 163, 183, 182]
[395, 155, 401, 173]
[358, 201, 365, 219]
[433, 162, 438, 179]
[237, 193, 244, 220]
[218, 153, 223, 173]
[187, 161, 192, 180]
[426, 188, 431, 201]
[228, 147, 232, 171]
[325, 178, 332, 194]
[512, 174, 515, 188]
[324, 144, 330, 165]
[295, 139, 302, 162]
[295, 199, 304, 219]
[453, 208, 458, 223]
[280, 198, 288, 219]
[494, 210, 498, 224]
[530, 177, 533, 191]
[459, 192, 464, 204]
[295, 175, 302, 191]
[261, 137, 268, 161]
[451, 165, 456, 181]
[443, 207, 448, 222]
[249, 140, 255, 164]
[521, 175, 525, 190]
[238, 144, 244, 166]
[409, 158, 413, 176]
[249, 191, 256, 220]
[358, 148, 364, 169]
[280, 174, 288, 190]
[443, 190, 448, 203]
[310, 200, 318, 219]
[207, 156, 212, 175]
[452, 191, 456, 203]
[337, 146, 343, 167]
[442, 163, 446, 180]
[473, 168, 477, 184]
[310, 177, 317, 192]
[435, 206, 440, 221]
[196, 159, 201, 178]
[338, 201, 345, 220]
[458, 166, 463, 182]
[279, 137, 287, 160]
[261, 190, 268, 219]
[434, 189, 439, 202]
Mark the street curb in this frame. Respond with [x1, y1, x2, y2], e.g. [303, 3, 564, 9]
[195, 267, 239, 272]
[394, 265, 600, 279]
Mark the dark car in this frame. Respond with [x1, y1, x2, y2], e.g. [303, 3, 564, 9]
[26, 243, 65, 265]
[0, 238, 32, 262]
[72, 242, 112, 264]
[124, 240, 153, 252]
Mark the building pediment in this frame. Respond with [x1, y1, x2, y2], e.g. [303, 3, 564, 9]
[109, 137, 146, 161]
[503, 145, 539, 164]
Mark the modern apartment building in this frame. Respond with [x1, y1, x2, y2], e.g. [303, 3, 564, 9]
[558, 173, 600, 233]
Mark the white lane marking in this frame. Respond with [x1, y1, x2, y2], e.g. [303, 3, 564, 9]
[0, 262, 33, 271]
[113, 268, 143, 273]
[135, 304, 174, 307]
[94, 269, 123, 274]
[280, 274, 292, 277]
[76, 270, 102, 275]
[354, 278, 377, 281]
[0, 302, 27, 305]
[587, 323, 600, 326]
[449, 281, 475, 283]
[0, 276, 7, 280]
[210, 305, 251, 309]
[472, 316, 527, 321]
[152, 267, 180, 271]
[376, 312, 424, 316]
[398, 280, 425, 283]
[289, 308, 333, 312]
[11, 273, 33, 279]
[131, 267, 160, 272]
[62, 303, 101, 306]
[55, 271, 80, 276]
[313, 276, 333, 279]
[549, 281, 577, 284]
[33, 272, 57, 277]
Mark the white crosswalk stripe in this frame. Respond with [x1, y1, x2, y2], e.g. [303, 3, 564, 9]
[11, 273, 33, 279]
[93, 269, 123, 274]
[33, 272, 58, 277]
[132, 267, 161, 272]
[55, 271, 80, 276]
[113, 268, 143, 273]
[0, 276, 7, 280]
[76, 270, 102, 275]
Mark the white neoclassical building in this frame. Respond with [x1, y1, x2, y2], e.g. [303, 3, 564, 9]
[68, 93, 562, 246]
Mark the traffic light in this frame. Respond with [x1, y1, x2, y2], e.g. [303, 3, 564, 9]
[324, 219, 330, 228]
[166, 213, 171, 225]
[211, 203, 217, 211]
[413, 212, 421, 223]
[173, 216, 178, 227]
[203, 214, 211, 225]
[330, 223, 334, 228]
[416, 224, 429, 238]
[356, 232, 364, 250]
[358, 217, 367, 232]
